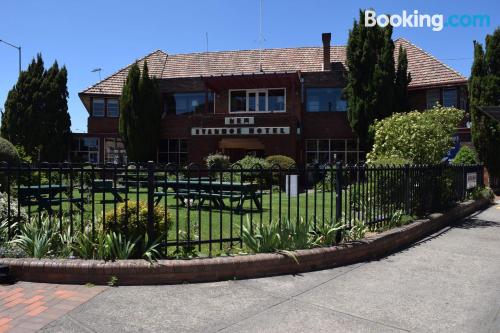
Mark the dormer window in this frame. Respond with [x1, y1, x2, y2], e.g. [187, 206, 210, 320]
[92, 98, 105, 117]
[107, 99, 119, 117]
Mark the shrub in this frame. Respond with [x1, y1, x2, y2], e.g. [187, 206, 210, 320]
[367, 106, 464, 164]
[0, 138, 20, 191]
[205, 153, 231, 170]
[265, 155, 297, 186]
[104, 201, 172, 240]
[366, 156, 411, 166]
[232, 155, 270, 185]
[452, 146, 478, 165]
[265, 155, 296, 170]
[0, 137, 20, 165]
[0, 192, 28, 228]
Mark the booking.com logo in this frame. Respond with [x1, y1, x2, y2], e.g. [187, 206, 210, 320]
[365, 10, 490, 32]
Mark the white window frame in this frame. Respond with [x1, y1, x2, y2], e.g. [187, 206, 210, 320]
[229, 88, 286, 114]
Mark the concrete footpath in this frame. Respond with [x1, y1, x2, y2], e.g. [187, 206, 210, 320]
[34, 202, 500, 332]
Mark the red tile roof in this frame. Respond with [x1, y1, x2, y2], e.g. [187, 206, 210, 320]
[80, 38, 466, 96]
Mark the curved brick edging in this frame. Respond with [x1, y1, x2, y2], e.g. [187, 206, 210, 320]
[0, 199, 490, 285]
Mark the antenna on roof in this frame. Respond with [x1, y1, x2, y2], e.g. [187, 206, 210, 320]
[205, 32, 210, 74]
[258, 0, 264, 72]
[91, 68, 102, 81]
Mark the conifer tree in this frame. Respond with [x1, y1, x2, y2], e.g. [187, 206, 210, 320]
[469, 28, 500, 181]
[395, 45, 412, 113]
[119, 61, 161, 162]
[1, 54, 71, 162]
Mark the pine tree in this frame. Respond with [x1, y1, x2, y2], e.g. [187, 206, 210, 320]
[395, 45, 412, 113]
[469, 28, 500, 181]
[119, 61, 161, 162]
[1, 54, 71, 162]
[344, 10, 400, 151]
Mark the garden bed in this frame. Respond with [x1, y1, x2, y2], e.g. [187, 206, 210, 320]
[0, 198, 490, 285]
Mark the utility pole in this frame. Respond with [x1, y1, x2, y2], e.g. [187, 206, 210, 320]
[0, 39, 21, 74]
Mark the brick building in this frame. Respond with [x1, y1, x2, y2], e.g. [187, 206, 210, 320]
[74, 33, 469, 166]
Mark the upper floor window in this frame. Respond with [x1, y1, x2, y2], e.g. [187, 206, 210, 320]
[107, 99, 119, 117]
[92, 98, 105, 117]
[306, 88, 347, 112]
[442, 88, 457, 107]
[229, 89, 286, 113]
[426, 89, 440, 109]
[165, 91, 214, 115]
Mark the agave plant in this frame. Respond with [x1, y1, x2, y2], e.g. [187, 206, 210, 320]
[312, 219, 345, 246]
[105, 232, 137, 260]
[142, 234, 163, 263]
[10, 214, 55, 259]
[344, 217, 368, 241]
[72, 229, 97, 259]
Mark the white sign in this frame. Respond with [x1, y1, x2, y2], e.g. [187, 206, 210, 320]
[285, 174, 298, 197]
[191, 127, 290, 136]
[466, 172, 477, 189]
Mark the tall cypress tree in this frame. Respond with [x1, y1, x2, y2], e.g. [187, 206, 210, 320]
[395, 45, 412, 113]
[119, 61, 161, 162]
[469, 28, 500, 181]
[1, 54, 71, 162]
[344, 10, 401, 151]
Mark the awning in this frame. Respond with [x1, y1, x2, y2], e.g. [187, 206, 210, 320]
[219, 138, 265, 150]
[202, 71, 300, 93]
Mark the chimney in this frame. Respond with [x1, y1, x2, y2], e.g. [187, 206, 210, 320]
[322, 32, 331, 71]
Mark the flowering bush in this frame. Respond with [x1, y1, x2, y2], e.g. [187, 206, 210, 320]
[367, 106, 464, 164]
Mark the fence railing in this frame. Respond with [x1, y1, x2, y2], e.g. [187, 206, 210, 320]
[0, 162, 484, 255]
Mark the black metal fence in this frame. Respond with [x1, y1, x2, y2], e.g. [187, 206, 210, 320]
[0, 162, 484, 254]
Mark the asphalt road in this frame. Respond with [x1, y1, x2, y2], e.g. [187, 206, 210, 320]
[41, 202, 500, 333]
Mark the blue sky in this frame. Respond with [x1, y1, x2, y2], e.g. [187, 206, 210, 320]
[1, 0, 498, 132]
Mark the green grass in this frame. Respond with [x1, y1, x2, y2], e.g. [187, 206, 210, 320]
[20, 187, 337, 256]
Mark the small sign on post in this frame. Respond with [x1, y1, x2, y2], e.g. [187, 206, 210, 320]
[466, 172, 477, 189]
[285, 174, 298, 197]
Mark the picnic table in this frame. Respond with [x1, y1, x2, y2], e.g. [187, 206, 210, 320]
[153, 180, 262, 212]
[18, 185, 84, 214]
[86, 179, 128, 203]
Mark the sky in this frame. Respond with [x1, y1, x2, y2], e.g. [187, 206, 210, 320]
[1, 0, 498, 132]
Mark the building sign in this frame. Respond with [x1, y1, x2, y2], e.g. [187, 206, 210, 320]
[225, 117, 254, 125]
[191, 126, 290, 136]
[466, 172, 477, 189]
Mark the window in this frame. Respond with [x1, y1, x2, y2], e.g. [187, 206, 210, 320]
[305, 139, 362, 165]
[104, 138, 127, 164]
[442, 88, 457, 107]
[69, 137, 99, 163]
[92, 98, 105, 117]
[157, 139, 188, 164]
[230, 91, 247, 112]
[306, 88, 347, 112]
[268, 89, 286, 112]
[165, 91, 214, 115]
[107, 99, 119, 117]
[229, 89, 286, 113]
[426, 89, 440, 109]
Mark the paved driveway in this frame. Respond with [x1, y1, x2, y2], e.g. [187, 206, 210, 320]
[33, 202, 500, 332]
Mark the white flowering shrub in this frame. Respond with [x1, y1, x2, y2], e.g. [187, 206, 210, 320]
[367, 106, 464, 164]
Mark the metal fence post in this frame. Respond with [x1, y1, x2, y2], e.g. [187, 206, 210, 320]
[404, 164, 410, 214]
[147, 161, 155, 239]
[335, 162, 343, 222]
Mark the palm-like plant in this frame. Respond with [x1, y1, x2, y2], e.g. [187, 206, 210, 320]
[10, 215, 54, 259]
